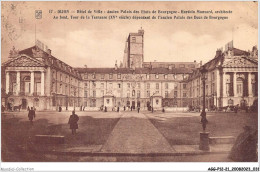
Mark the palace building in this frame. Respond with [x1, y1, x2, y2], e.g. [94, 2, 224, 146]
[1, 29, 258, 111]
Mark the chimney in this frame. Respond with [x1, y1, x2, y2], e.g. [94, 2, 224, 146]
[200, 61, 202, 67]
[138, 27, 144, 35]
[215, 49, 222, 57]
[47, 49, 51, 56]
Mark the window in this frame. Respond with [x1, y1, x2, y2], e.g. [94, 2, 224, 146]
[183, 84, 186, 89]
[132, 90, 135, 97]
[147, 83, 150, 89]
[60, 74, 63, 81]
[101, 90, 104, 96]
[127, 83, 130, 89]
[84, 73, 88, 79]
[101, 74, 104, 79]
[174, 91, 177, 97]
[160, 64, 164, 68]
[127, 91, 130, 98]
[212, 72, 215, 80]
[164, 74, 168, 79]
[137, 83, 140, 88]
[165, 83, 168, 89]
[146, 74, 150, 79]
[117, 74, 121, 79]
[84, 83, 88, 87]
[226, 83, 231, 96]
[155, 74, 159, 79]
[183, 93, 187, 97]
[109, 83, 113, 89]
[84, 91, 88, 97]
[92, 82, 96, 88]
[165, 91, 168, 98]
[179, 64, 185, 68]
[109, 74, 113, 79]
[173, 74, 176, 79]
[118, 83, 121, 88]
[137, 91, 140, 98]
[237, 84, 242, 95]
[132, 37, 136, 42]
[92, 73, 95, 79]
[206, 85, 208, 96]
[147, 91, 150, 97]
[156, 83, 159, 89]
[93, 91, 96, 97]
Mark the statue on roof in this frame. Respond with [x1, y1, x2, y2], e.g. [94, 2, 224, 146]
[9, 46, 19, 58]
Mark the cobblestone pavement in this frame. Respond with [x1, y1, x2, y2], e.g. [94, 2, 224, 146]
[101, 111, 176, 153]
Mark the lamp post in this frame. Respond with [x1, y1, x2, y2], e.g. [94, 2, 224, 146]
[199, 65, 210, 151]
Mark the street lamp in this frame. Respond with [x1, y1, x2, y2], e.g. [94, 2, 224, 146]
[200, 66, 208, 131]
[199, 65, 210, 151]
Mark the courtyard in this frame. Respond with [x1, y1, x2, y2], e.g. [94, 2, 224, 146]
[1, 110, 257, 162]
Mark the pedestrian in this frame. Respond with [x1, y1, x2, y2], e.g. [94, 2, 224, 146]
[117, 106, 119, 112]
[104, 106, 107, 112]
[124, 106, 126, 111]
[162, 107, 165, 113]
[68, 111, 79, 135]
[137, 106, 140, 113]
[131, 106, 133, 111]
[28, 107, 36, 125]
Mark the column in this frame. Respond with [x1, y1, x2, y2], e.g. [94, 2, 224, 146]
[248, 72, 252, 97]
[16, 71, 20, 95]
[30, 71, 34, 95]
[6, 72, 10, 94]
[233, 72, 237, 97]
[41, 71, 45, 96]
[223, 72, 226, 97]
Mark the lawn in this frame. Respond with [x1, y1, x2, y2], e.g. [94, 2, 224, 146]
[145, 112, 258, 145]
[1, 111, 121, 161]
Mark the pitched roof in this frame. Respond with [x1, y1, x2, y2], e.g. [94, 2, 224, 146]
[75, 67, 193, 74]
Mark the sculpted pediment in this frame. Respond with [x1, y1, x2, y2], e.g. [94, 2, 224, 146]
[223, 57, 258, 68]
[3, 54, 45, 67]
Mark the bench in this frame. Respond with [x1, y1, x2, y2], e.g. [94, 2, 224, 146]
[209, 136, 235, 144]
[34, 135, 65, 144]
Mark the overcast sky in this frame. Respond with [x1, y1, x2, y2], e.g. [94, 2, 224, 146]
[1, 1, 258, 67]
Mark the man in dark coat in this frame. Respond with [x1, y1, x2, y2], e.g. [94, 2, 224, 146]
[28, 107, 36, 125]
[68, 111, 79, 135]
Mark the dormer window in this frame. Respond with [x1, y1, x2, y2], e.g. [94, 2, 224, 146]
[155, 74, 159, 79]
[92, 73, 95, 79]
[146, 74, 150, 79]
[117, 74, 121, 79]
[109, 73, 113, 79]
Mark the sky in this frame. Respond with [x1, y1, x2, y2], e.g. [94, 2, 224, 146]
[1, 1, 258, 68]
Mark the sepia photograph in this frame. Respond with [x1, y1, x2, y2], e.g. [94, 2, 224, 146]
[1, 1, 259, 171]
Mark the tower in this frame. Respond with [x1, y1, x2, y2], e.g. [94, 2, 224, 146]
[125, 28, 144, 68]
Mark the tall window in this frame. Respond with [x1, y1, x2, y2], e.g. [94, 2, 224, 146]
[147, 91, 150, 97]
[117, 74, 121, 79]
[137, 83, 140, 89]
[84, 91, 88, 97]
[174, 91, 177, 97]
[101, 83, 104, 89]
[132, 37, 136, 42]
[183, 84, 186, 89]
[132, 90, 135, 97]
[118, 83, 121, 88]
[101, 74, 104, 79]
[93, 91, 96, 97]
[109, 74, 113, 79]
[92, 74, 95, 79]
[137, 91, 140, 98]
[183, 93, 187, 97]
[165, 83, 168, 89]
[127, 83, 130, 89]
[156, 83, 159, 89]
[147, 83, 150, 89]
[84, 73, 88, 79]
[165, 91, 168, 98]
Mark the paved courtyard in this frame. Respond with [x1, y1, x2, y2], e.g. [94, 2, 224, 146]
[1, 110, 257, 162]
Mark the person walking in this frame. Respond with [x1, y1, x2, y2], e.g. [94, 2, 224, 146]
[68, 111, 79, 135]
[28, 107, 36, 125]
[137, 106, 140, 113]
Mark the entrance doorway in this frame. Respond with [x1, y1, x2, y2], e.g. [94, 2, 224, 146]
[132, 101, 135, 109]
[22, 99, 27, 109]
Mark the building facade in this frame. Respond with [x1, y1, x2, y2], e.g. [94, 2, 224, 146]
[1, 29, 258, 111]
[2, 46, 83, 111]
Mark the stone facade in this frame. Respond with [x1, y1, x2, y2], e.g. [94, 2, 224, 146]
[1, 29, 258, 111]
